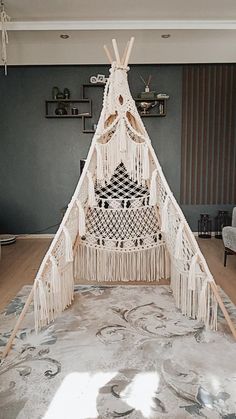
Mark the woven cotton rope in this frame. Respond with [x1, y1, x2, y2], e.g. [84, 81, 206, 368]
[32, 59, 219, 334]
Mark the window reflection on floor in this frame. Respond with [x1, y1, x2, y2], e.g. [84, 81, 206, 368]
[42, 371, 160, 419]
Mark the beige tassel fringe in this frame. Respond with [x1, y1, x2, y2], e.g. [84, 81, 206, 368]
[34, 260, 74, 332]
[170, 261, 218, 330]
[74, 244, 170, 283]
[149, 169, 158, 205]
[87, 171, 97, 207]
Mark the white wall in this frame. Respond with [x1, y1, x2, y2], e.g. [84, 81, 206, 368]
[3, 29, 236, 66]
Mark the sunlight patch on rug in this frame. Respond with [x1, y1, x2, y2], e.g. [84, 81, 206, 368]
[43, 371, 117, 419]
[120, 372, 160, 418]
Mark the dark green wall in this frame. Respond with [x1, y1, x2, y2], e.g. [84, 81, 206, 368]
[0, 64, 182, 234]
[1, 64, 233, 234]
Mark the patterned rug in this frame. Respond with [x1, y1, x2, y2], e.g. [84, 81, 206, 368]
[0, 285, 236, 419]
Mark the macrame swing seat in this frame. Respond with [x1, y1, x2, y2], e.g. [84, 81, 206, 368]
[2, 38, 236, 359]
[75, 162, 170, 283]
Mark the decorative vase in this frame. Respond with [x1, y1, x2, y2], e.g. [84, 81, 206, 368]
[63, 88, 70, 99]
[55, 103, 67, 116]
[71, 107, 79, 116]
[52, 86, 59, 100]
[56, 92, 65, 100]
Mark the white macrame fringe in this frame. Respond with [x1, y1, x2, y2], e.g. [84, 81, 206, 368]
[149, 169, 158, 205]
[50, 255, 63, 314]
[87, 171, 97, 207]
[174, 220, 185, 259]
[74, 244, 170, 282]
[96, 128, 149, 186]
[76, 200, 86, 236]
[96, 144, 104, 182]
[63, 227, 73, 263]
[142, 145, 150, 180]
[119, 118, 127, 152]
[198, 281, 208, 322]
[34, 279, 48, 333]
[34, 261, 74, 332]
[188, 253, 198, 291]
[161, 196, 169, 233]
[170, 262, 218, 330]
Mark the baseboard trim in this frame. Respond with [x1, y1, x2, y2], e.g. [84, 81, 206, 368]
[194, 231, 220, 238]
[17, 234, 55, 239]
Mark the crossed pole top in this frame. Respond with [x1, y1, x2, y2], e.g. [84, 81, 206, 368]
[104, 37, 135, 68]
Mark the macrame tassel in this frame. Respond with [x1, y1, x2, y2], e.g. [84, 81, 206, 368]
[75, 243, 169, 282]
[198, 280, 208, 322]
[63, 226, 73, 263]
[174, 220, 185, 259]
[96, 144, 104, 182]
[149, 169, 158, 205]
[77, 200, 86, 236]
[161, 196, 169, 233]
[87, 171, 97, 207]
[142, 145, 150, 180]
[119, 118, 127, 153]
[50, 255, 62, 313]
[188, 253, 198, 291]
[35, 279, 49, 331]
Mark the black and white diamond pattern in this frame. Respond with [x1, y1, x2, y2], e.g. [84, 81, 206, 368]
[95, 163, 148, 200]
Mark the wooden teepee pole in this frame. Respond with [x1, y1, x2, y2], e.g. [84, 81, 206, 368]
[210, 282, 236, 339]
[121, 41, 130, 65]
[1, 286, 35, 359]
[124, 37, 135, 67]
[112, 38, 121, 66]
[103, 45, 113, 64]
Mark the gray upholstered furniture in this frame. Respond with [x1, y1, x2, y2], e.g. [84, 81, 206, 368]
[222, 207, 236, 266]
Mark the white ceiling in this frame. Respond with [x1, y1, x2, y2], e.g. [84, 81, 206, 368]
[1, 0, 236, 65]
[6, 0, 236, 20]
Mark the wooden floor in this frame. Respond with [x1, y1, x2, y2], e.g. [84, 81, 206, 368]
[0, 236, 235, 311]
[0, 239, 51, 311]
[196, 237, 236, 305]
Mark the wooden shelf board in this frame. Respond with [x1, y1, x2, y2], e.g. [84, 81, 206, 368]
[134, 98, 166, 102]
[82, 83, 106, 87]
[46, 99, 90, 103]
[138, 113, 166, 117]
[46, 114, 91, 118]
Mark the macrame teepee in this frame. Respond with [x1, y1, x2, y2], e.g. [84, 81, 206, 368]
[2, 38, 236, 359]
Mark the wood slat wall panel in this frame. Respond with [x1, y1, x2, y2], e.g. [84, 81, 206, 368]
[181, 64, 236, 205]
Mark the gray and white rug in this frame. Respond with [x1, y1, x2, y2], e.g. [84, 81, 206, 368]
[0, 285, 236, 419]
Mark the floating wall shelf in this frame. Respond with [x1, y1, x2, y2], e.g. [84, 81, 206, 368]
[45, 99, 91, 119]
[134, 98, 167, 117]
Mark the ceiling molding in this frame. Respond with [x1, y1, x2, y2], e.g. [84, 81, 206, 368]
[2, 19, 236, 31]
